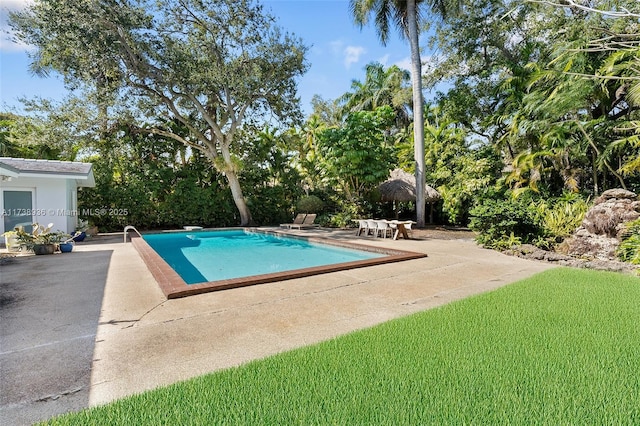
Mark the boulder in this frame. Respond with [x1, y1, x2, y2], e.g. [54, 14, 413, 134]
[564, 189, 640, 260]
[504, 244, 639, 273]
[594, 188, 638, 202]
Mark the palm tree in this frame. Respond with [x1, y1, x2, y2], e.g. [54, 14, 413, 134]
[349, 0, 455, 227]
[339, 62, 411, 128]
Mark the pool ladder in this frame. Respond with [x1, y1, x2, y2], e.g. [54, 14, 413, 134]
[123, 225, 142, 243]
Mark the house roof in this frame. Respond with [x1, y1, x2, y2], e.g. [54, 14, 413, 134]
[0, 157, 95, 187]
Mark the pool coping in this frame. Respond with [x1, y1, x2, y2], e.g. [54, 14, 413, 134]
[131, 228, 428, 299]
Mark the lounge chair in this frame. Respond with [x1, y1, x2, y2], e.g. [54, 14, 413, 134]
[289, 213, 319, 229]
[280, 213, 306, 229]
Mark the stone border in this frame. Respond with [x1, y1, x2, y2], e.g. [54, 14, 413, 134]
[131, 228, 427, 299]
[503, 244, 640, 274]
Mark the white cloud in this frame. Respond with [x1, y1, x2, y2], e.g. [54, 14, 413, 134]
[394, 57, 412, 72]
[329, 40, 344, 56]
[328, 39, 366, 69]
[343, 45, 365, 69]
[378, 54, 390, 67]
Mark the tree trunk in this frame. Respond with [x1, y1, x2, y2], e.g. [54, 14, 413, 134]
[407, 0, 426, 228]
[225, 170, 253, 226]
[206, 142, 253, 226]
[592, 150, 599, 195]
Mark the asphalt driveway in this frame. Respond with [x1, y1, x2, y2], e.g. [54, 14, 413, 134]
[0, 248, 113, 426]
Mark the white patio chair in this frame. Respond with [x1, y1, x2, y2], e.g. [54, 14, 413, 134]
[403, 221, 414, 238]
[375, 220, 394, 239]
[366, 219, 379, 237]
[355, 219, 369, 236]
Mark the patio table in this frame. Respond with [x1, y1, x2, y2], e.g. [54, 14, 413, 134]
[386, 220, 415, 240]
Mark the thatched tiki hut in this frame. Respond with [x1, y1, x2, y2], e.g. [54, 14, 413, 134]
[378, 169, 441, 223]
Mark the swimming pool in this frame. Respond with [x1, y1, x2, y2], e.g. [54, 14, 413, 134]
[132, 228, 427, 298]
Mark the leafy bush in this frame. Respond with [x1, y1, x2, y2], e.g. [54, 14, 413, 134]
[536, 196, 589, 245]
[296, 195, 325, 214]
[315, 107, 397, 201]
[469, 196, 545, 249]
[490, 232, 523, 251]
[324, 202, 360, 228]
[469, 191, 590, 250]
[247, 186, 293, 226]
[617, 218, 640, 264]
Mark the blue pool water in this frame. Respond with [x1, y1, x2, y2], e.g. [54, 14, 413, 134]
[143, 230, 384, 284]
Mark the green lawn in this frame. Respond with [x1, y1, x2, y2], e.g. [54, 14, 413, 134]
[44, 268, 640, 425]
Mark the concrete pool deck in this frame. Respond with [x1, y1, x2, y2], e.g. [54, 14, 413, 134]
[1, 227, 556, 423]
[86, 227, 555, 406]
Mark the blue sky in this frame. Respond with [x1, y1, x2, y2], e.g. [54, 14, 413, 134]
[0, 0, 420, 116]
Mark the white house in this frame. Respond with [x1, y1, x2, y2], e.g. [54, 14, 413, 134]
[0, 157, 95, 235]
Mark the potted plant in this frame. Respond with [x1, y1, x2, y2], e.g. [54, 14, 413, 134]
[2, 230, 21, 253]
[58, 239, 74, 253]
[70, 219, 89, 242]
[15, 223, 68, 255]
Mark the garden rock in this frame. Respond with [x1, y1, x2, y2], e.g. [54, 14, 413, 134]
[503, 244, 639, 274]
[561, 188, 640, 261]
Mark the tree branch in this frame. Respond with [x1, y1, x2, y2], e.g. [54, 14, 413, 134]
[140, 127, 208, 157]
[528, 0, 640, 18]
[126, 77, 215, 153]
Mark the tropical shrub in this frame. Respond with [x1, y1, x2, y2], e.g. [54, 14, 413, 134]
[296, 195, 325, 214]
[246, 186, 292, 226]
[617, 218, 640, 264]
[537, 196, 589, 243]
[158, 178, 236, 228]
[397, 110, 503, 226]
[436, 146, 502, 225]
[469, 195, 545, 249]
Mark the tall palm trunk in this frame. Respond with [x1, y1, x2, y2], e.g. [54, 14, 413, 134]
[407, 0, 426, 227]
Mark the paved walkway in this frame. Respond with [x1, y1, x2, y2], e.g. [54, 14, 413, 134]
[88, 228, 554, 406]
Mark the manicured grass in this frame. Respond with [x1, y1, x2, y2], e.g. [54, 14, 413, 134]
[44, 268, 640, 425]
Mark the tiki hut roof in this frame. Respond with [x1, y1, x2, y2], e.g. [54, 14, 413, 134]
[378, 169, 441, 203]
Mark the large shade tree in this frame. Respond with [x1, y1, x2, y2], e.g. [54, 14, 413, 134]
[349, 0, 456, 227]
[315, 106, 397, 203]
[10, 0, 308, 225]
[430, 0, 640, 195]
